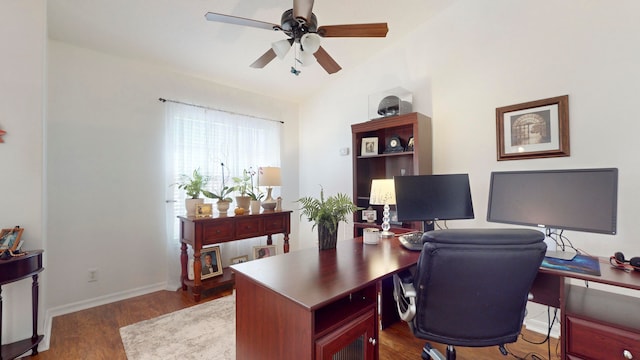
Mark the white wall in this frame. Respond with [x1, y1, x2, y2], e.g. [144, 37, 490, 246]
[0, 0, 46, 346]
[45, 40, 299, 343]
[299, 0, 640, 334]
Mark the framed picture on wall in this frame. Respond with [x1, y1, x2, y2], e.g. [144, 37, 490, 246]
[496, 95, 570, 161]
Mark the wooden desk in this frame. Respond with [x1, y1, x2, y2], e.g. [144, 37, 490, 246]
[232, 237, 640, 360]
[231, 236, 419, 359]
[531, 257, 640, 359]
[0, 250, 44, 360]
[179, 210, 291, 301]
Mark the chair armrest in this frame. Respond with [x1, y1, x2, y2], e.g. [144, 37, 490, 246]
[393, 273, 417, 322]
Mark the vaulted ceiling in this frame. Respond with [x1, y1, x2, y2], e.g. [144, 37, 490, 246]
[48, 0, 452, 102]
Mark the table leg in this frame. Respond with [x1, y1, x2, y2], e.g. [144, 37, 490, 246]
[31, 274, 40, 355]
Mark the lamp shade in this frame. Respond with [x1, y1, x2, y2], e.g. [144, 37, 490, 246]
[369, 179, 396, 205]
[299, 49, 316, 67]
[272, 39, 292, 59]
[259, 167, 281, 187]
[300, 33, 321, 54]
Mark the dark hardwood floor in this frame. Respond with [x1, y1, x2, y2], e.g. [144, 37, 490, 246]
[26, 288, 560, 360]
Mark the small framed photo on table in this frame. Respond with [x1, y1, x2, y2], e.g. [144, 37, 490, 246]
[253, 245, 276, 260]
[200, 246, 223, 279]
[0, 227, 24, 252]
[230, 255, 249, 264]
[361, 137, 378, 156]
[195, 203, 213, 218]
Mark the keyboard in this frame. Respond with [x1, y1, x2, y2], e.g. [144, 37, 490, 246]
[398, 231, 425, 251]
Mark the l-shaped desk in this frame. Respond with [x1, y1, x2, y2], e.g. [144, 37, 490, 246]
[231, 236, 640, 360]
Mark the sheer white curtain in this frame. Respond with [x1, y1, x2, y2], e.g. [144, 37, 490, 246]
[164, 101, 281, 289]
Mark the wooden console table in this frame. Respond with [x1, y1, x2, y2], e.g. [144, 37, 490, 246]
[179, 210, 291, 301]
[0, 250, 44, 360]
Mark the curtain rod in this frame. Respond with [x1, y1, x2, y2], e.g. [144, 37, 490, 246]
[158, 98, 284, 124]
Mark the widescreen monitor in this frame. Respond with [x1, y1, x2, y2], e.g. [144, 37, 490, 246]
[394, 174, 475, 230]
[486, 168, 618, 235]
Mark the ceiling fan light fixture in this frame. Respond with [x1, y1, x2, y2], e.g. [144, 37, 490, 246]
[300, 33, 321, 53]
[272, 39, 292, 59]
[299, 49, 316, 67]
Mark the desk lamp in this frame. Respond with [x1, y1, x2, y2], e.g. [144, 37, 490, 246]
[259, 166, 281, 211]
[370, 179, 396, 238]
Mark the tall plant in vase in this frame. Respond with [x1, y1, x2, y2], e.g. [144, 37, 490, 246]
[232, 168, 253, 211]
[297, 186, 360, 250]
[203, 163, 233, 214]
[246, 168, 264, 214]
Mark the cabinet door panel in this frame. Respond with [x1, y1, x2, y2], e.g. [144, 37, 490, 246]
[315, 310, 376, 360]
[566, 316, 640, 359]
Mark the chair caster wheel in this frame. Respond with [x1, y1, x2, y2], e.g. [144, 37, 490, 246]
[422, 344, 433, 360]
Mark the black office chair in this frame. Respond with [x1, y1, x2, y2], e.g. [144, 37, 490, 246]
[393, 229, 546, 360]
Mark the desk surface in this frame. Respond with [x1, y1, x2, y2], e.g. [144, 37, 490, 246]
[231, 236, 420, 311]
[539, 255, 640, 291]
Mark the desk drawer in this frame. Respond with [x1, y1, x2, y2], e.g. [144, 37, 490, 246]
[263, 214, 286, 233]
[202, 221, 234, 243]
[566, 316, 640, 359]
[235, 218, 263, 238]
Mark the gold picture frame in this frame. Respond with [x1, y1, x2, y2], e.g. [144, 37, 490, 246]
[195, 203, 213, 218]
[496, 95, 570, 161]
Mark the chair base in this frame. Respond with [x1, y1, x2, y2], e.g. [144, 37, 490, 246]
[421, 343, 508, 359]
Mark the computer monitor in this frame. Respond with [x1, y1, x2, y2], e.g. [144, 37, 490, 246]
[394, 174, 475, 230]
[487, 168, 618, 259]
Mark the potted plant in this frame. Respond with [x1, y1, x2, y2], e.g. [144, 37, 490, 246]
[245, 168, 265, 214]
[202, 163, 234, 213]
[173, 168, 210, 217]
[232, 168, 253, 211]
[297, 186, 360, 250]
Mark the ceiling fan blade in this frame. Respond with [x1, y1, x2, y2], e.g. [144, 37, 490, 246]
[314, 46, 342, 74]
[250, 49, 277, 68]
[318, 23, 389, 37]
[205, 12, 280, 31]
[293, 0, 314, 23]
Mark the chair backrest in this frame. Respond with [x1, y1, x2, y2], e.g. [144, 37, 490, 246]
[410, 228, 546, 348]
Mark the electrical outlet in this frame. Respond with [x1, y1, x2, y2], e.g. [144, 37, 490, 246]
[88, 268, 98, 282]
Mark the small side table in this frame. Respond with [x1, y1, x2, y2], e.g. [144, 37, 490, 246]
[0, 250, 44, 360]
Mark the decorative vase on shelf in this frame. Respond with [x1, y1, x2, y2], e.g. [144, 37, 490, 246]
[185, 198, 204, 217]
[318, 223, 338, 250]
[216, 200, 231, 214]
[250, 200, 261, 214]
[235, 196, 251, 211]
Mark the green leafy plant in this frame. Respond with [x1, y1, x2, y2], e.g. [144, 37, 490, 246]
[203, 163, 233, 202]
[297, 186, 360, 234]
[173, 168, 210, 199]
[232, 168, 253, 196]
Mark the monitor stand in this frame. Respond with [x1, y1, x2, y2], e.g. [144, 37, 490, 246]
[543, 229, 577, 260]
[545, 250, 577, 261]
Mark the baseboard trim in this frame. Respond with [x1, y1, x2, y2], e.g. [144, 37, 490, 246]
[40, 282, 169, 351]
[524, 317, 561, 339]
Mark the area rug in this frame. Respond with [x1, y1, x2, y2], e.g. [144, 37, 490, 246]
[119, 293, 235, 360]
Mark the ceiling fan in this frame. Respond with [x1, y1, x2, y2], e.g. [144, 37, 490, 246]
[205, 0, 388, 75]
